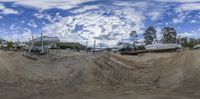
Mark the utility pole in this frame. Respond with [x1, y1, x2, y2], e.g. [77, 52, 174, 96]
[41, 32, 44, 54]
[122, 34, 123, 43]
[93, 39, 96, 54]
[32, 35, 34, 40]
[86, 41, 88, 53]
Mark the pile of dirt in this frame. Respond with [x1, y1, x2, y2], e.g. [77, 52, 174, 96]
[0, 50, 200, 98]
[94, 50, 200, 98]
[0, 51, 93, 98]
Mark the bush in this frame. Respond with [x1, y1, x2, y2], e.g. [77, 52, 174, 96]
[57, 42, 86, 50]
[137, 46, 146, 50]
[7, 42, 13, 49]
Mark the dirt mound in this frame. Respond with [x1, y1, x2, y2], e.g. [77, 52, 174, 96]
[95, 53, 160, 86]
[95, 51, 200, 96]
[1, 50, 200, 98]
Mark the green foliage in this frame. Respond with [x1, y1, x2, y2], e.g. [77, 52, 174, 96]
[137, 46, 146, 50]
[177, 36, 188, 47]
[57, 42, 86, 50]
[130, 31, 137, 38]
[144, 26, 157, 45]
[162, 27, 177, 43]
[7, 42, 13, 49]
[119, 47, 132, 51]
[187, 38, 196, 48]
[177, 37, 199, 49]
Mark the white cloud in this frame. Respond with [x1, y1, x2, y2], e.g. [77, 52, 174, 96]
[154, 0, 200, 3]
[155, 27, 162, 40]
[176, 3, 200, 12]
[27, 22, 38, 28]
[173, 17, 185, 24]
[0, 4, 18, 15]
[0, 0, 96, 10]
[42, 6, 145, 46]
[190, 20, 197, 23]
[148, 11, 161, 21]
[2, 8, 18, 15]
[34, 13, 45, 19]
[113, 1, 151, 10]
[178, 32, 195, 38]
[173, 12, 188, 24]
[70, 5, 100, 13]
[3, 31, 32, 41]
[178, 30, 200, 38]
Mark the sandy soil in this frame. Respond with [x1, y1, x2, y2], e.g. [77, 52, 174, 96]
[0, 50, 200, 99]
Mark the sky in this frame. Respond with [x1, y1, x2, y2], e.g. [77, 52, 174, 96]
[0, 0, 200, 46]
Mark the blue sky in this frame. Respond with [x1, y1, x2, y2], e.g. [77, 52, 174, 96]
[0, 0, 200, 46]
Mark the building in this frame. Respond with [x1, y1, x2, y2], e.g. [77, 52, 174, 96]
[29, 36, 60, 54]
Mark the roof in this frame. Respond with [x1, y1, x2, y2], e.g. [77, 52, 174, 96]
[31, 37, 60, 43]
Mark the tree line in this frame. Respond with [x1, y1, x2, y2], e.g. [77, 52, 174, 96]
[130, 26, 199, 49]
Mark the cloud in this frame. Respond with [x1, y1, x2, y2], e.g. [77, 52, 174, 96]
[0, 0, 97, 10]
[70, 5, 100, 14]
[177, 32, 196, 38]
[173, 17, 185, 24]
[34, 13, 45, 19]
[190, 20, 197, 23]
[3, 31, 32, 41]
[42, 6, 145, 46]
[155, 27, 162, 40]
[178, 29, 200, 38]
[148, 11, 161, 21]
[173, 12, 188, 24]
[112, 1, 151, 10]
[27, 21, 38, 28]
[176, 3, 200, 12]
[0, 4, 18, 15]
[1, 0, 200, 45]
[154, 0, 200, 3]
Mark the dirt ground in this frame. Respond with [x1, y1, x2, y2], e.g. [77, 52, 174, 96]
[0, 50, 200, 99]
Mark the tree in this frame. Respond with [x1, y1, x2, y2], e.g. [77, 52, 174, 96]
[143, 26, 157, 45]
[7, 41, 13, 49]
[130, 31, 137, 38]
[130, 31, 138, 50]
[161, 27, 177, 43]
[177, 36, 188, 47]
[188, 38, 197, 48]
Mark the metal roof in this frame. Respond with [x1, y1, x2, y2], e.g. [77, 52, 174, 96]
[31, 37, 60, 43]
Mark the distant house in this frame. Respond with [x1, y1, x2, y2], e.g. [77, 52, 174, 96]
[14, 41, 27, 49]
[0, 39, 7, 48]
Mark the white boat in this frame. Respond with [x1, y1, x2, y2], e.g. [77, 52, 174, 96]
[145, 43, 182, 51]
[193, 45, 200, 49]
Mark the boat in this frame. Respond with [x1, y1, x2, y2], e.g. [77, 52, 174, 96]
[193, 45, 200, 49]
[145, 43, 182, 51]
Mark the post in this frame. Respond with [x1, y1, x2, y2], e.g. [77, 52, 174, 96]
[28, 38, 31, 55]
[122, 34, 123, 43]
[41, 32, 44, 54]
[46, 48, 49, 58]
[93, 39, 96, 54]
[86, 41, 88, 53]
